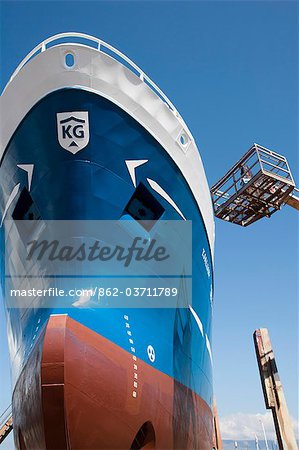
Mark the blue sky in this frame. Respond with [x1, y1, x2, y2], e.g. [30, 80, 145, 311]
[0, 0, 298, 443]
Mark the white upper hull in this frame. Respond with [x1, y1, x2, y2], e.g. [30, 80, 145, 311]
[0, 33, 215, 255]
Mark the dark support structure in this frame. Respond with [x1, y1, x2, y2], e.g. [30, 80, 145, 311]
[285, 187, 299, 211]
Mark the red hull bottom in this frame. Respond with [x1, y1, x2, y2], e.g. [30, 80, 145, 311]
[12, 315, 213, 449]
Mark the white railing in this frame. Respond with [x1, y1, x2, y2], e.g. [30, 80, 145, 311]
[5, 32, 193, 141]
[292, 187, 299, 197]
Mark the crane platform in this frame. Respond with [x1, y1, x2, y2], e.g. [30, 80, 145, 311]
[211, 144, 296, 226]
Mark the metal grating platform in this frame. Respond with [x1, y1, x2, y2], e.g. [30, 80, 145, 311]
[211, 144, 295, 226]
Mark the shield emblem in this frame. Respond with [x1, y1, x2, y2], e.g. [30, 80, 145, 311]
[57, 111, 89, 153]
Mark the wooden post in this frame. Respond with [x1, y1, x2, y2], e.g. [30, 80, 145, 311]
[253, 328, 298, 450]
[0, 415, 13, 444]
[212, 400, 223, 450]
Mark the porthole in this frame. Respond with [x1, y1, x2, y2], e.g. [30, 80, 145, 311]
[180, 133, 188, 147]
[65, 52, 75, 69]
[177, 131, 190, 152]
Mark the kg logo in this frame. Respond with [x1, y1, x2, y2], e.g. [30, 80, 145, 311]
[57, 111, 89, 153]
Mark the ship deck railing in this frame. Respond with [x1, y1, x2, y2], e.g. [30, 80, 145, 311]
[0, 404, 13, 444]
[210, 144, 295, 226]
[3, 32, 193, 144]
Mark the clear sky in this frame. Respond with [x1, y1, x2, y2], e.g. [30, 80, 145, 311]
[0, 0, 298, 444]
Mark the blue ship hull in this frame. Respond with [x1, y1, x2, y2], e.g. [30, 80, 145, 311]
[1, 80, 214, 448]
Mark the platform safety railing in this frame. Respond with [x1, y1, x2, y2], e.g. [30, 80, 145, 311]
[211, 144, 296, 226]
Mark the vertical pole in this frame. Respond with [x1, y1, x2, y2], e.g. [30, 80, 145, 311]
[255, 434, 260, 450]
[212, 400, 223, 450]
[260, 419, 269, 450]
[253, 329, 298, 450]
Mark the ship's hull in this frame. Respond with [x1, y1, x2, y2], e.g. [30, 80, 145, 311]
[13, 315, 213, 449]
[0, 36, 215, 449]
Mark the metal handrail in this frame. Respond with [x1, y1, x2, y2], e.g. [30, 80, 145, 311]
[260, 159, 291, 175]
[3, 32, 193, 141]
[212, 158, 261, 202]
[211, 144, 293, 192]
[257, 147, 288, 162]
[211, 145, 257, 191]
